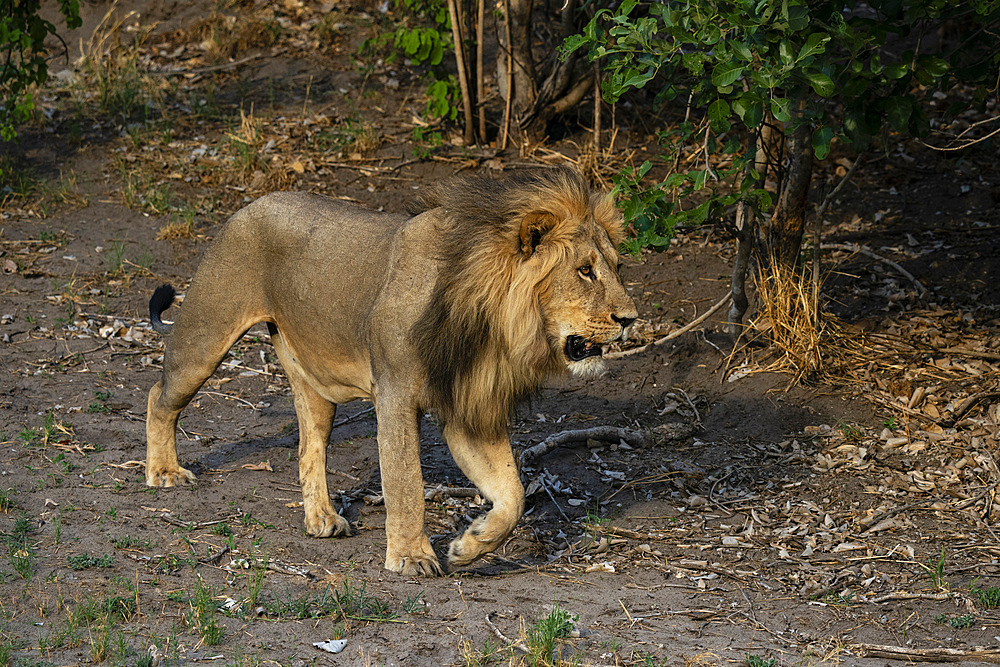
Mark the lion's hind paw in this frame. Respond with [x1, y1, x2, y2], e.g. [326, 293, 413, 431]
[146, 466, 196, 487]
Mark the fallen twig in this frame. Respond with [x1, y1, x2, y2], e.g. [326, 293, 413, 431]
[160, 513, 227, 530]
[332, 405, 375, 429]
[867, 591, 954, 603]
[519, 427, 648, 465]
[821, 242, 928, 295]
[199, 545, 231, 565]
[424, 485, 480, 501]
[606, 293, 730, 359]
[948, 390, 1000, 425]
[484, 612, 529, 653]
[851, 643, 1000, 662]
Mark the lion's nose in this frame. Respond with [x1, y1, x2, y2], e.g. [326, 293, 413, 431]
[612, 314, 636, 329]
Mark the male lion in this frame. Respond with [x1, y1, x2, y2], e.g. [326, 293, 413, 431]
[145, 167, 637, 576]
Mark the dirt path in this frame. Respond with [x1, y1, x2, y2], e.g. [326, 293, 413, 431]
[2, 1, 1000, 666]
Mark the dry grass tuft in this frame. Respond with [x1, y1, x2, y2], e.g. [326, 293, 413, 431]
[75, 4, 163, 122]
[744, 257, 848, 386]
[223, 108, 290, 192]
[184, 12, 281, 61]
[156, 220, 196, 241]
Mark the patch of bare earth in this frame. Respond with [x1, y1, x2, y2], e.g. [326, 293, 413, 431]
[1, 1, 1000, 666]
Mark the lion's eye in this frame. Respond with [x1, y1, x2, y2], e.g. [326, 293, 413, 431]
[578, 265, 593, 279]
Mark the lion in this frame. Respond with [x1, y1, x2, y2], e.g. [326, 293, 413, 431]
[145, 167, 637, 576]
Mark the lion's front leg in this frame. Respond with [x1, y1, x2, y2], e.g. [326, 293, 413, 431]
[376, 397, 443, 576]
[443, 424, 524, 569]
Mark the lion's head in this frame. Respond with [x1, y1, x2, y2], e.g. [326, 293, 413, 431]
[411, 167, 637, 439]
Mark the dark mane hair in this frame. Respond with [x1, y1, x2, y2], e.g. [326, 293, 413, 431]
[410, 167, 622, 439]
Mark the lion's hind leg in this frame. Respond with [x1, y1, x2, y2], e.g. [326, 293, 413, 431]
[147, 283, 265, 487]
[442, 425, 525, 569]
[146, 379, 198, 487]
[269, 326, 351, 538]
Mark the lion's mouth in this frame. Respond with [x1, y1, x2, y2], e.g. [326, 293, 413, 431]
[565, 335, 603, 362]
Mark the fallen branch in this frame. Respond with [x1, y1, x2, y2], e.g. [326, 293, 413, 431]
[606, 293, 731, 359]
[851, 644, 1000, 663]
[332, 405, 375, 429]
[948, 390, 1000, 425]
[821, 243, 928, 296]
[867, 591, 953, 603]
[484, 612, 529, 653]
[519, 427, 648, 465]
[424, 485, 481, 501]
[160, 513, 227, 530]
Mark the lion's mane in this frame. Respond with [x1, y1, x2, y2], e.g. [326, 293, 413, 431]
[410, 168, 623, 439]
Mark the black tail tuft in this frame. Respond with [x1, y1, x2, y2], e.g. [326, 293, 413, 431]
[150, 284, 176, 334]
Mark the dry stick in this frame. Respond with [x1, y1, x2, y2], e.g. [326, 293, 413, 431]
[331, 405, 375, 429]
[519, 426, 648, 465]
[812, 156, 862, 320]
[939, 347, 1000, 361]
[500, 0, 514, 150]
[851, 644, 1000, 663]
[446, 0, 475, 145]
[484, 612, 529, 653]
[606, 293, 731, 360]
[947, 390, 1000, 424]
[592, 65, 601, 152]
[476, 0, 485, 142]
[868, 591, 953, 603]
[821, 242, 928, 295]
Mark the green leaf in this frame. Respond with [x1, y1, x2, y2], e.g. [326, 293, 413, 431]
[779, 39, 793, 64]
[622, 66, 656, 90]
[805, 71, 834, 97]
[731, 41, 753, 63]
[796, 32, 829, 62]
[733, 91, 764, 128]
[708, 99, 731, 132]
[770, 96, 791, 122]
[885, 95, 913, 132]
[618, 0, 639, 17]
[429, 39, 444, 66]
[712, 62, 744, 88]
[884, 63, 908, 80]
[812, 126, 834, 160]
[918, 55, 949, 78]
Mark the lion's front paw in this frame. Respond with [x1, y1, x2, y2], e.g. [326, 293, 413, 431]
[146, 466, 196, 487]
[305, 511, 351, 538]
[447, 513, 513, 569]
[385, 538, 443, 577]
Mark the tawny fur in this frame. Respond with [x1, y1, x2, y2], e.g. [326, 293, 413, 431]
[145, 167, 636, 577]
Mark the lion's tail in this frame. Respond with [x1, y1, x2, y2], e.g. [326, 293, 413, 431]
[149, 284, 176, 335]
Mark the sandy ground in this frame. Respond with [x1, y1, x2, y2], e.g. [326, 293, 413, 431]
[2, 1, 1000, 666]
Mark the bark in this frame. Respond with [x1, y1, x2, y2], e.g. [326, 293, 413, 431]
[498, 0, 536, 121]
[476, 0, 485, 141]
[763, 113, 813, 270]
[447, 0, 475, 145]
[728, 129, 760, 335]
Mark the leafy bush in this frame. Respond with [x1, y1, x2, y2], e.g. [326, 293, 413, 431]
[363, 0, 461, 121]
[0, 0, 82, 140]
[567, 0, 1000, 250]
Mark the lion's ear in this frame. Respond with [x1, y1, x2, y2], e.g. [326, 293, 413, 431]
[519, 211, 558, 257]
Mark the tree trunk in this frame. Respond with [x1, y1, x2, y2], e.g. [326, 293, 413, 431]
[728, 128, 760, 336]
[497, 0, 536, 123]
[762, 114, 813, 270]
